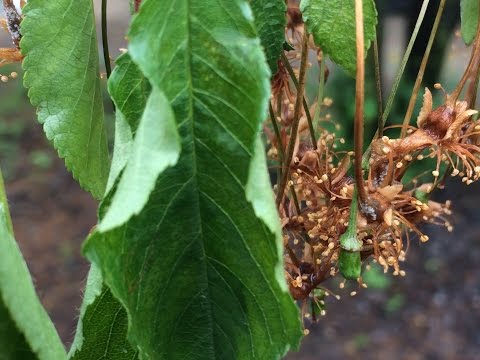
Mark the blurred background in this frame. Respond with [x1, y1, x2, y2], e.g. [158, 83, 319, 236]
[0, 1, 479, 359]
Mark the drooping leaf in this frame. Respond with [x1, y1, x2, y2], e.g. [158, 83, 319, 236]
[21, 0, 109, 199]
[84, 0, 302, 358]
[250, 0, 286, 75]
[106, 52, 150, 193]
[68, 264, 138, 360]
[301, 0, 377, 76]
[461, 0, 479, 45]
[99, 86, 180, 231]
[0, 170, 66, 360]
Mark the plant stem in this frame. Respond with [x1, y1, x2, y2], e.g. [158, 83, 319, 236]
[101, 0, 112, 79]
[269, 102, 284, 181]
[290, 185, 301, 214]
[452, 16, 480, 103]
[401, 0, 445, 138]
[313, 55, 326, 125]
[373, 36, 384, 138]
[276, 34, 309, 208]
[362, 0, 430, 165]
[380, 0, 430, 130]
[281, 52, 317, 149]
[354, 0, 368, 206]
[465, 57, 480, 110]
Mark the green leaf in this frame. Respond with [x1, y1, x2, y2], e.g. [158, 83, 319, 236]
[84, 0, 302, 358]
[68, 264, 138, 360]
[0, 176, 66, 359]
[21, 0, 109, 199]
[99, 86, 180, 231]
[461, 0, 479, 45]
[301, 0, 377, 76]
[249, 0, 286, 75]
[105, 52, 150, 193]
[0, 298, 36, 359]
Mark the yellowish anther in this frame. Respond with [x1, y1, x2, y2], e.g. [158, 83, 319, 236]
[382, 146, 390, 154]
[420, 235, 429, 242]
[10, 72, 17, 79]
[1, 76, 8, 83]
[432, 170, 439, 177]
[350, 291, 357, 297]
[323, 97, 333, 106]
[303, 329, 310, 335]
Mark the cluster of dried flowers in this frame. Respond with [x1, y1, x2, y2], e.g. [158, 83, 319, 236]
[269, 3, 480, 326]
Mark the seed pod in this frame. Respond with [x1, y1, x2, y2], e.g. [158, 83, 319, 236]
[339, 250, 361, 280]
[339, 187, 362, 279]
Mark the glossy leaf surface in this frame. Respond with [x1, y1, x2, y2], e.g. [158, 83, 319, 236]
[85, 0, 302, 358]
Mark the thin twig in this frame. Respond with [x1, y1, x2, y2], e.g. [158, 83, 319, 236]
[269, 102, 284, 181]
[101, 0, 112, 79]
[354, 0, 367, 205]
[313, 54, 326, 125]
[281, 52, 317, 149]
[452, 15, 480, 103]
[373, 36, 384, 137]
[380, 0, 430, 130]
[290, 185, 301, 214]
[276, 34, 309, 208]
[400, 0, 446, 138]
[362, 0, 430, 165]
